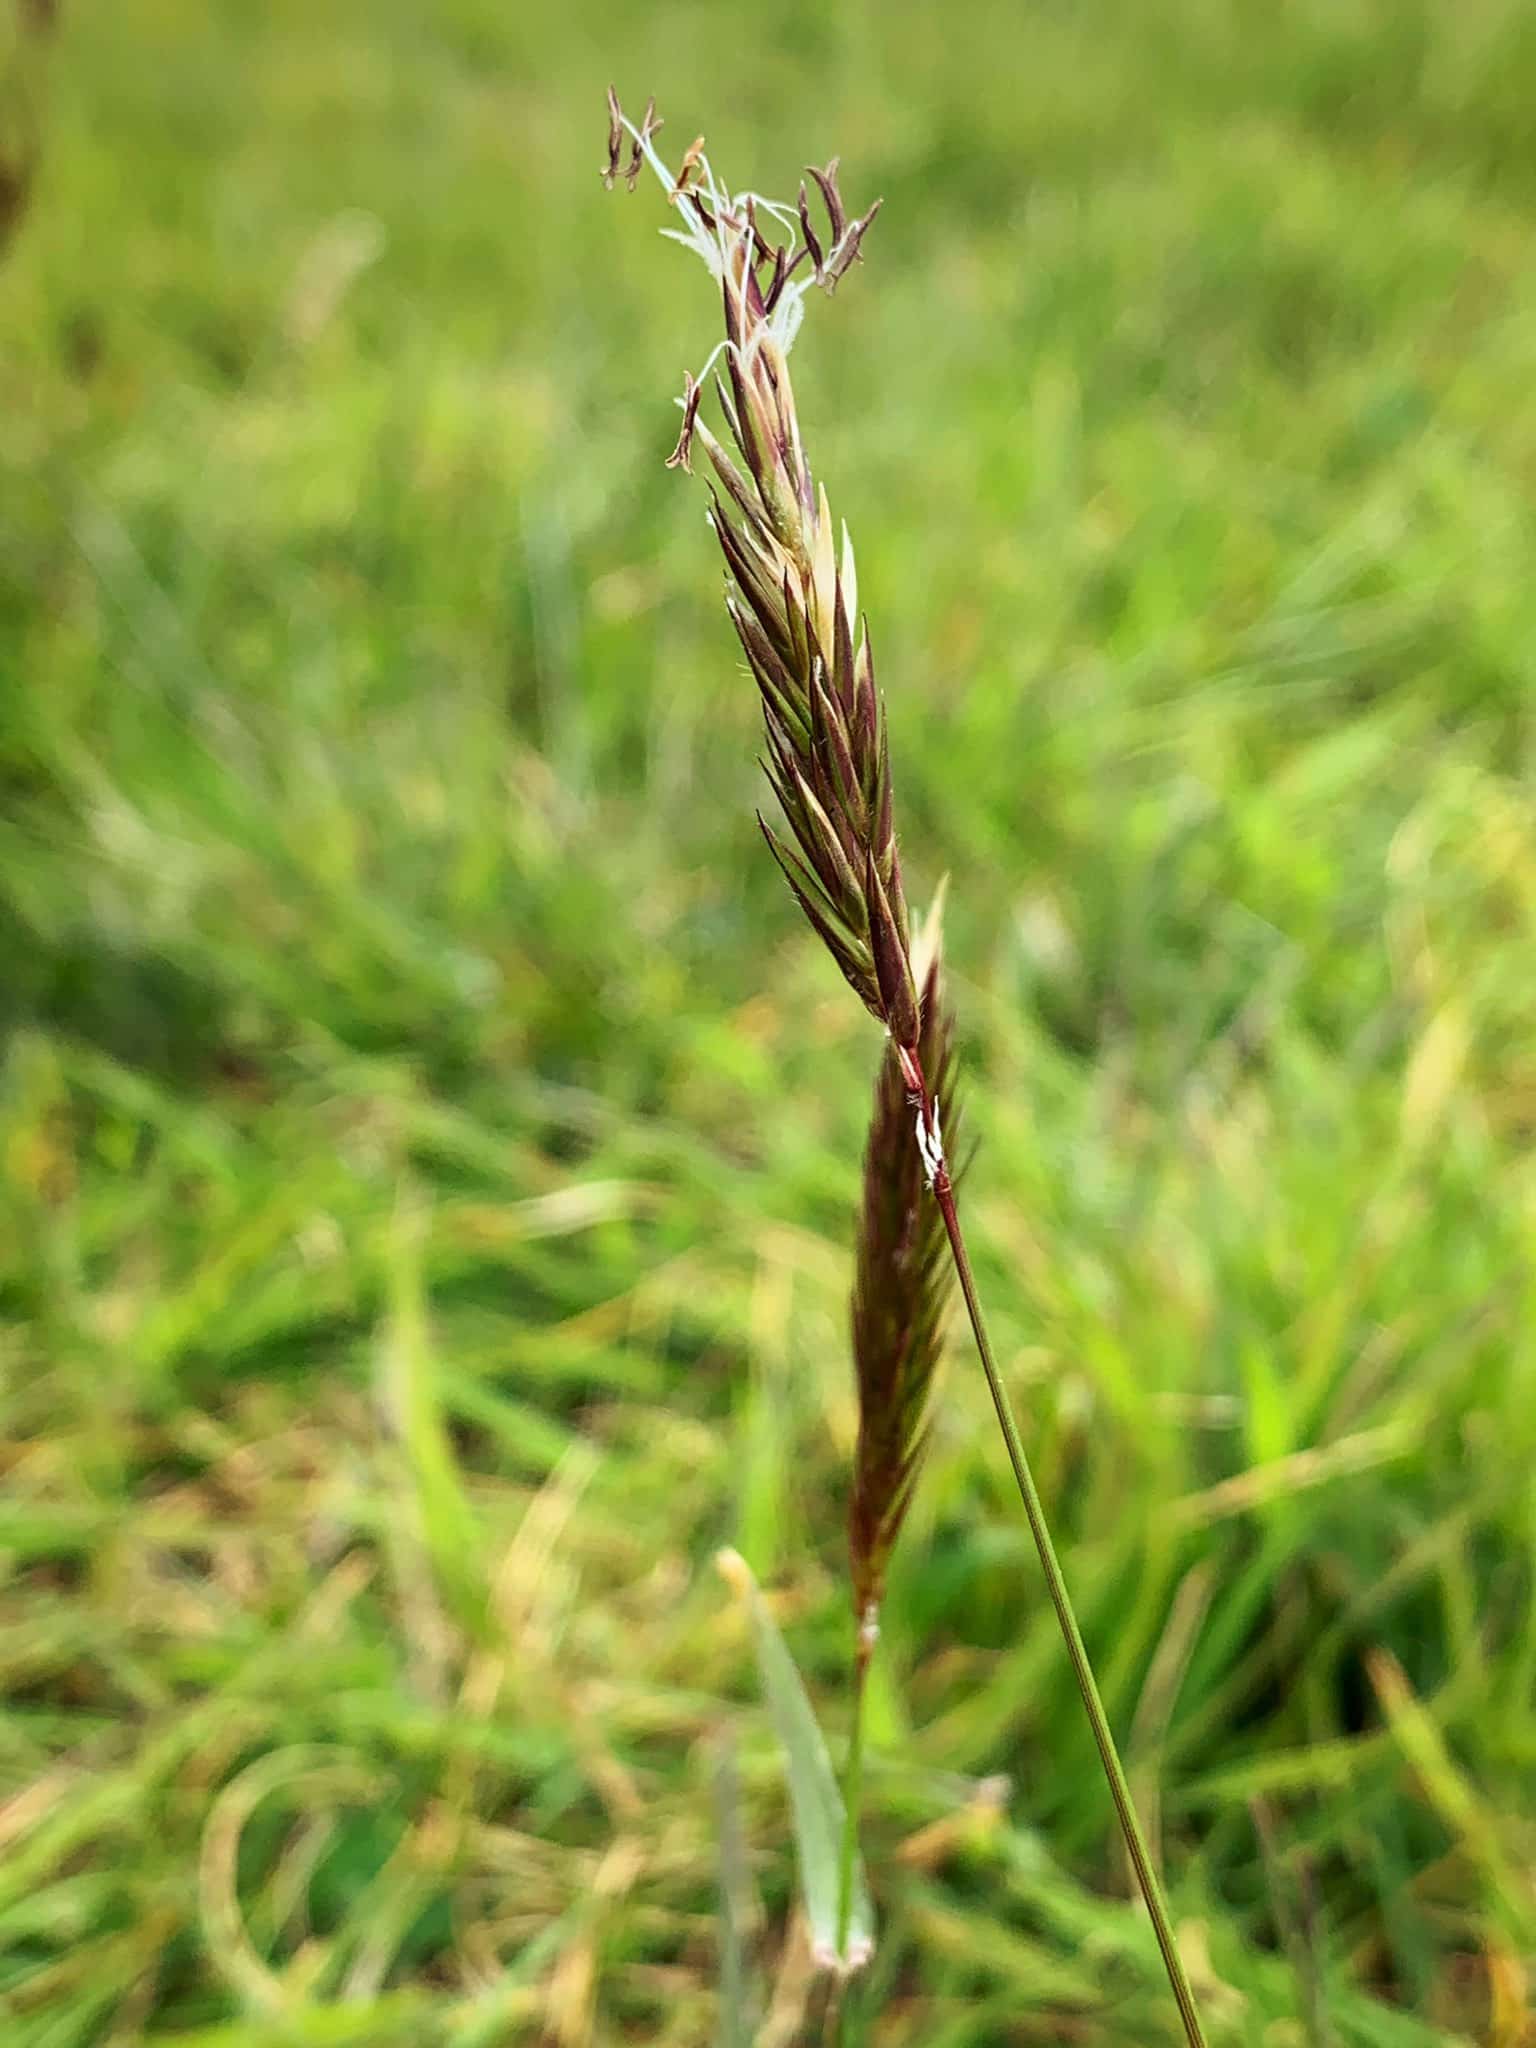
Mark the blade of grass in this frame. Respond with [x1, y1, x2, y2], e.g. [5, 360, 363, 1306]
[717, 1549, 874, 1975]
[377, 1189, 488, 1642]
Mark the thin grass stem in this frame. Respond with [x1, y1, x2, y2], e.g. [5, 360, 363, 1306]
[835, 1618, 873, 1967]
[932, 1178, 1208, 2048]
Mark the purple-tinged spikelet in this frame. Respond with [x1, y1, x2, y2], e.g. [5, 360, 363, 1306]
[848, 956, 957, 1627]
[602, 94, 925, 1075]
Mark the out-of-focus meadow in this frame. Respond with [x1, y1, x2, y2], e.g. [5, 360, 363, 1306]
[4, 1, 1536, 2042]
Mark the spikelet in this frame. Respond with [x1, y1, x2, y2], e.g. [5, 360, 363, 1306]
[848, 955, 957, 1627]
[602, 95, 922, 1062]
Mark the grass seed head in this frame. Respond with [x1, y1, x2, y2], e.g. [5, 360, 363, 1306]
[603, 91, 924, 1058]
[848, 955, 958, 1625]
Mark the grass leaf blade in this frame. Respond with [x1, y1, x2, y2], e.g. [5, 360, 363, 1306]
[717, 1549, 874, 1973]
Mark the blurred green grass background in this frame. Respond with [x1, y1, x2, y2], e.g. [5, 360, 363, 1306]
[3, 1, 1536, 2042]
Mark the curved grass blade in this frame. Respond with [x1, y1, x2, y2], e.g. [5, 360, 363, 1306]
[717, 1549, 874, 1974]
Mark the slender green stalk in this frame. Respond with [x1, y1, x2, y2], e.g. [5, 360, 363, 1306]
[834, 1642, 872, 2048]
[932, 1177, 1208, 2048]
[835, 1619, 873, 1966]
